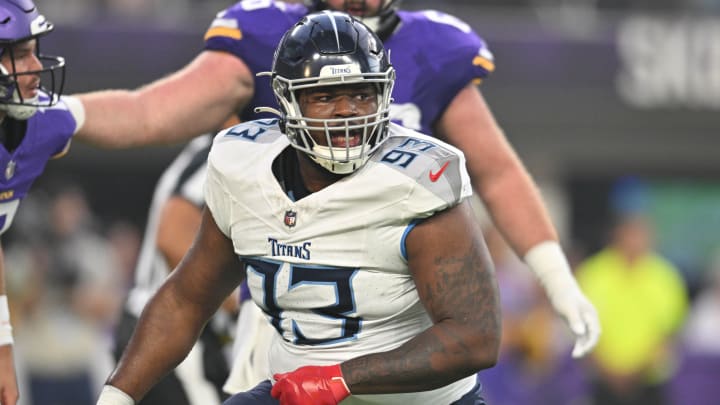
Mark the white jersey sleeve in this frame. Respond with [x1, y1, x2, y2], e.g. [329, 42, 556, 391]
[381, 124, 472, 218]
[205, 119, 286, 238]
[204, 161, 232, 237]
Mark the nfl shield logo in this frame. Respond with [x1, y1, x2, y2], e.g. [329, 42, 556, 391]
[284, 210, 297, 228]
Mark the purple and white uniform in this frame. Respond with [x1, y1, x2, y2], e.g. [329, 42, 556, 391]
[0, 94, 83, 235]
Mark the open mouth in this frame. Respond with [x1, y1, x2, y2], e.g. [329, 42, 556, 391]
[344, 1, 367, 16]
[25, 80, 40, 98]
[330, 133, 361, 148]
[346, 7, 365, 16]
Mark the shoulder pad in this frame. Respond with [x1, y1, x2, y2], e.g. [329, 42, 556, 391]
[214, 118, 283, 145]
[205, 0, 307, 42]
[397, 10, 494, 80]
[374, 125, 472, 205]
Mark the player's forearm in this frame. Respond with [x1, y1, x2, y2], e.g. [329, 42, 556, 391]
[106, 281, 209, 400]
[475, 160, 558, 256]
[74, 90, 160, 148]
[340, 320, 499, 394]
[74, 89, 226, 149]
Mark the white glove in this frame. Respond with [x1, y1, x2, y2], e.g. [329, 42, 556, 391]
[96, 385, 134, 405]
[524, 241, 601, 358]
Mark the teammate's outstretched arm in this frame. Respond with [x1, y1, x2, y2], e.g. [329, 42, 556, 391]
[74, 50, 254, 149]
[98, 209, 243, 404]
[272, 201, 501, 404]
[436, 83, 600, 358]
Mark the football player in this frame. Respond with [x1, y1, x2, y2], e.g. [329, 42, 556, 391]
[95, 12, 501, 405]
[0, 2, 79, 402]
[0, 1, 245, 403]
[75, 0, 600, 366]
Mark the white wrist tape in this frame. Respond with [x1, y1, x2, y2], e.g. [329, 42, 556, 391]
[0, 295, 13, 346]
[62, 95, 86, 134]
[96, 385, 135, 405]
[523, 241, 577, 294]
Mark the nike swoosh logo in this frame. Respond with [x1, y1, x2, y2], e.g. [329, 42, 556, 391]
[429, 161, 450, 182]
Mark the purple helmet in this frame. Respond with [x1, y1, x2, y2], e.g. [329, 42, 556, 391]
[0, 0, 65, 119]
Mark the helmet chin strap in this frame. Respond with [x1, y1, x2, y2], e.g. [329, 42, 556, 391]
[0, 95, 39, 120]
[356, 15, 381, 32]
[0, 64, 38, 120]
[349, 2, 400, 41]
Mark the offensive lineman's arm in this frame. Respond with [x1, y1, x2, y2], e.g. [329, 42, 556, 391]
[436, 83, 554, 255]
[102, 209, 242, 401]
[156, 197, 203, 269]
[74, 51, 254, 148]
[435, 83, 599, 358]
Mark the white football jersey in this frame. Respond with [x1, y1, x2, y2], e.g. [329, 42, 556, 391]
[205, 120, 475, 404]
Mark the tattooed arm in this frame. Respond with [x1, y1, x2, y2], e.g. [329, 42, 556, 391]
[341, 200, 502, 394]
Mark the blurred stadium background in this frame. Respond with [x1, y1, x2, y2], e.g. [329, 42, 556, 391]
[5, 1, 720, 404]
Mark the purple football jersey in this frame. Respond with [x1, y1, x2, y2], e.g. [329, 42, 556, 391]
[0, 94, 79, 234]
[204, 1, 494, 136]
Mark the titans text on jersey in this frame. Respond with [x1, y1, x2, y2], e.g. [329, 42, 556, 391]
[268, 237, 311, 260]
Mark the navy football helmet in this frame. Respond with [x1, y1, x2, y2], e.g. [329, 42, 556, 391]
[257, 11, 395, 174]
[306, 0, 401, 40]
[0, 0, 65, 119]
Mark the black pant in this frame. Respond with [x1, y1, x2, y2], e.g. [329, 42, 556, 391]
[224, 380, 487, 405]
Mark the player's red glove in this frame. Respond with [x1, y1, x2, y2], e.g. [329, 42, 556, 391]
[271, 364, 350, 405]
